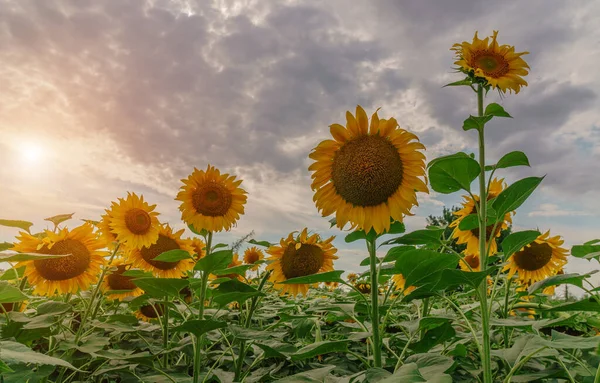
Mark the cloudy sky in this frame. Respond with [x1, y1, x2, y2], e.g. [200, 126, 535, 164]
[0, 0, 599, 292]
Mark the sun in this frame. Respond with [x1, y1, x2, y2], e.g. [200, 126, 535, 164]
[19, 141, 44, 163]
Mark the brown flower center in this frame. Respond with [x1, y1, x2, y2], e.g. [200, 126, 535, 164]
[513, 242, 553, 271]
[281, 243, 324, 279]
[107, 265, 137, 291]
[331, 135, 403, 207]
[1, 302, 18, 312]
[124, 208, 152, 235]
[244, 250, 261, 264]
[192, 182, 232, 217]
[139, 304, 164, 318]
[33, 239, 91, 281]
[472, 51, 509, 78]
[463, 254, 480, 269]
[468, 205, 500, 240]
[140, 234, 182, 270]
[355, 283, 371, 294]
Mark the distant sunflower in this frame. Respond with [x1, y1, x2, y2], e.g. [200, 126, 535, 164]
[243, 246, 264, 270]
[355, 282, 371, 294]
[13, 224, 105, 296]
[266, 229, 338, 296]
[451, 30, 530, 94]
[450, 178, 512, 257]
[126, 225, 194, 278]
[392, 274, 416, 296]
[190, 238, 206, 260]
[176, 165, 247, 233]
[109, 193, 160, 249]
[346, 273, 359, 283]
[309, 106, 427, 234]
[98, 207, 118, 248]
[503, 231, 568, 285]
[323, 281, 339, 291]
[0, 301, 25, 313]
[100, 259, 144, 301]
[212, 253, 244, 281]
[135, 303, 165, 322]
[459, 254, 481, 272]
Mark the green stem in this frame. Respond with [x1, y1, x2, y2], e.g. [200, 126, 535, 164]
[476, 84, 493, 383]
[367, 237, 382, 368]
[163, 296, 170, 368]
[503, 278, 512, 348]
[193, 232, 213, 383]
[593, 357, 600, 383]
[503, 347, 547, 383]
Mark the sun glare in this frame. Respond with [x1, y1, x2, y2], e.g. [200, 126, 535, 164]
[20, 142, 44, 163]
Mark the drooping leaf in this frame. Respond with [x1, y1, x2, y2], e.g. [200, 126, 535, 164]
[571, 239, 600, 262]
[501, 230, 541, 259]
[462, 115, 492, 131]
[248, 239, 273, 248]
[212, 264, 254, 277]
[132, 278, 188, 298]
[404, 353, 454, 380]
[0, 267, 25, 281]
[0, 253, 68, 262]
[211, 279, 262, 306]
[0, 340, 80, 370]
[272, 365, 336, 382]
[280, 270, 344, 285]
[491, 177, 544, 220]
[544, 298, 600, 312]
[484, 103, 512, 118]
[0, 219, 33, 233]
[0, 282, 27, 303]
[0, 242, 13, 252]
[290, 340, 348, 361]
[528, 271, 597, 294]
[410, 322, 456, 353]
[427, 152, 481, 194]
[173, 319, 227, 337]
[152, 249, 192, 262]
[194, 249, 233, 272]
[394, 249, 458, 288]
[44, 213, 75, 227]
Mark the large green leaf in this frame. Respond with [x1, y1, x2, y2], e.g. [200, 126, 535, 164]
[280, 270, 344, 285]
[273, 366, 336, 382]
[0, 359, 13, 373]
[528, 271, 597, 294]
[571, 239, 600, 262]
[548, 330, 600, 349]
[394, 249, 458, 287]
[0, 340, 79, 370]
[404, 353, 454, 380]
[0, 253, 68, 262]
[212, 264, 254, 277]
[0, 267, 25, 281]
[410, 322, 456, 353]
[501, 230, 541, 259]
[132, 278, 188, 298]
[427, 152, 481, 194]
[290, 340, 348, 361]
[173, 319, 227, 337]
[381, 228, 444, 247]
[484, 103, 512, 118]
[152, 249, 193, 262]
[493, 151, 530, 170]
[491, 335, 557, 367]
[0, 219, 33, 233]
[462, 115, 492, 131]
[0, 242, 13, 251]
[194, 249, 233, 272]
[545, 298, 600, 312]
[36, 301, 71, 315]
[491, 177, 544, 219]
[211, 279, 262, 306]
[0, 281, 27, 303]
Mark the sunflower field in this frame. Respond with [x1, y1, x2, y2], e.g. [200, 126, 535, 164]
[1, 31, 600, 383]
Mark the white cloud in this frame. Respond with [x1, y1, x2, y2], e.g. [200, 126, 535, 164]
[528, 204, 593, 217]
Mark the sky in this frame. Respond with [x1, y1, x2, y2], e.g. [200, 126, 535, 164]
[0, 0, 599, 294]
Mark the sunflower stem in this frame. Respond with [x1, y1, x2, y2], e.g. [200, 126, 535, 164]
[503, 277, 512, 348]
[366, 237, 382, 368]
[193, 232, 212, 383]
[163, 295, 170, 369]
[476, 84, 493, 383]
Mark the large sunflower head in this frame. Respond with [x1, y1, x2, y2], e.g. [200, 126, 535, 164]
[503, 231, 568, 285]
[451, 30, 529, 94]
[266, 228, 338, 296]
[100, 259, 144, 301]
[392, 274, 416, 296]
[13, 224, 106, 296]
[243, 246, 264, 271]
[126, 225, 195, 278]
[309, 106, 428, 234]
[135, 303, 165, 322]
[190, 238, 206, 260]
[108, 192, 160, 249]
[176, 165, 247, 233]
[449, 178, 512, 257]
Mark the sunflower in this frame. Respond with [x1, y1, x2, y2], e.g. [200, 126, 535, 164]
[503, 231, 568, 285]
[243, 246, 264, 271]
[100, 259, 144, 300]
[346, 273, 359, 283]
[392, 274, 416, 296]
[13, 224, 105, 296]
[459, 254, 481, 272]
[189, 238, 206, 260]
[266, 229, 338, 296]
[212, 253, 244, 281]
[98, 201, 119, 248]
[355, 283, 371, 294]
[542, 269, 564, 296]
[309, 106, 427, 234]
[450, 178, 512, 257]
[323, 281, 339, 291]
[451, 30, 529, 94]
[176, 165, 247, 233]
[0, 301, 26, 313]
[109, 192, 160, 249]
[126, 225, 194, 278]
[135, 303, 165, 322]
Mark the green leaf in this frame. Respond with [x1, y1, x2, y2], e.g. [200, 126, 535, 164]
[0, 359, 14, 373]
[280, 270, 344, 285]
[394, 249, 458, 288]
[492, 335, 557, 367]
[132, 278, 188, 298]
[493, 151, 530, 169]
[462, 115, 492, 131]
[410, 321, 456, 353]
[194, 249, 233, 272]
[0, 340, 80, 370]
[443, 78, 472, 87]
[187, 224, 208, 237]
[0, 219, 33, 233]
[383, 246, 416, 263]
[0, 253, 68, 262]
[547, 330, 600, 349]
[545, 298, 600, 312]
[212, 264, 253, 277]
[528, 271, 597, 294]
[0, 281, 27, 303]
[290, 340, 348, 361]
[491, 177, 544, 219]
[484, 103, 512, 118]
[457, 214, 479, 231]
[404, 353, 454, 380]
[571, 240, 600, 261]
[36, 301, 71, 315]
[0, 242, 13, 251]
[211, 279, 262, 306]
[255, 340, 297, 359]
[387, 221, 406, 235]
[248, 239, 273, 248]
[173, 319, 227, 337]
[501, 230, 541, 259]
[381, 228, 444, 246]
[44, 213, 75, 227]
[0, 267, 25, 281]
[152, 249, 192, 262]
[273, 366, 336, 382]
[427, 152, 481, 194]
